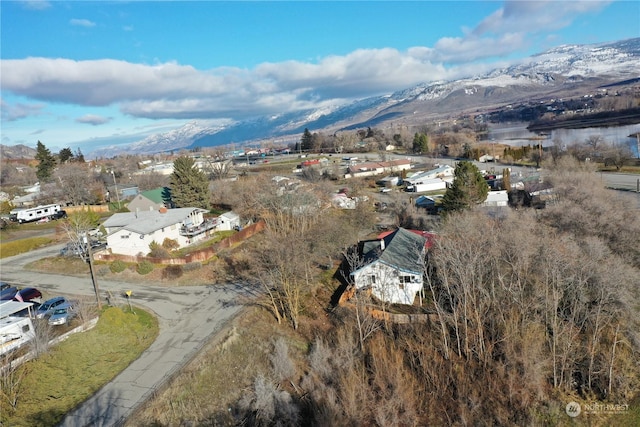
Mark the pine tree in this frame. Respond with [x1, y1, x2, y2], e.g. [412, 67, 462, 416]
[169, 156, 210, 209]
[58, 147, 74, 163]
[412, 133, 429, 153]
[441, 161, 489, 212]
[300, 128, 313, 152]
[35, 140, 57, 182]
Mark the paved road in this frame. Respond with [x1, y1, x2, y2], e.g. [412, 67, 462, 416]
[0, 243, 247, 427]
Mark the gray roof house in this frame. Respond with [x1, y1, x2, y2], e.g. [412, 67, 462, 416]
[350, 228, 430, 305]
[127, 187, 173, 213]
[103, 207, 209, 256]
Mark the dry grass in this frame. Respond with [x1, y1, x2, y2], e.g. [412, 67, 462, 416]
[127, 307, 305, 426]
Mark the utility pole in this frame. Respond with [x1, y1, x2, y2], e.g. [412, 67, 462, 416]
[111, 170, 120, 209]
[85, 231, 102, 310]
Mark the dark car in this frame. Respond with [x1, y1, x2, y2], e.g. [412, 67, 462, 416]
[14, 287, 43, 302]
[53, 210, 68, 220]
[0, 281, 18, 300]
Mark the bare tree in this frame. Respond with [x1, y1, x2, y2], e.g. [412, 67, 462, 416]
[0, 354, 29, 411]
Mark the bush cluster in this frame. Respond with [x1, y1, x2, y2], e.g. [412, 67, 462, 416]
[182, 261, 202, 272]
[136, 260, 154, 275]
[162, 265, 183, 280]
[109, 260, 127, 273]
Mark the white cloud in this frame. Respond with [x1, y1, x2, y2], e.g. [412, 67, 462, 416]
[70, 18, 96, 28]
[20, 1, 51, 11]
[76, 114, 111, 125]
[0, 98, 45, 121]
[0, 1, 619, 122]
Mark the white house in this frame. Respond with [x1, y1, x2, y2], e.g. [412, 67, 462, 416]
[482, 190, 509, 207]
[345, 159, 412, 179]
[102, 207, 210, 256]
[350, 228, 432, 305]
[404, 164, 454, 185]
[217, 211, 241, 231]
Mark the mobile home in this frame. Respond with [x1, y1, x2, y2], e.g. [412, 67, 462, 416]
[0, 301, 36, 356]
[9, 204, 64, 223]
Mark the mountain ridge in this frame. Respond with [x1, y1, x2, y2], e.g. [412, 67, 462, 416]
[11, 37, 640, 158]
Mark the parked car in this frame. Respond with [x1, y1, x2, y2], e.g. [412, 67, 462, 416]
[0, 281, 18, 300]
[13, 287, 43, 302]
[48, 303, 77, 326]
[35, 296, 67, 319]
[53, 210, 68, 220]
[60, 242, 87, 257]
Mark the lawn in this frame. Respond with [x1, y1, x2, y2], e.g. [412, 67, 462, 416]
[0, 236, 56, 258]
[0, 306, 159, 427]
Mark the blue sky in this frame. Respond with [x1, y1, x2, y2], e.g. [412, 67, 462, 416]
[1, 0, 639, 155]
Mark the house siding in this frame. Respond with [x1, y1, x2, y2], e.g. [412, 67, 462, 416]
[352, 261, 423, 305]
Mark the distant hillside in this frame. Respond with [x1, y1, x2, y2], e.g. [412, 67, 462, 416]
[74, 37, 640, 157]
[0, 144, 36, 160]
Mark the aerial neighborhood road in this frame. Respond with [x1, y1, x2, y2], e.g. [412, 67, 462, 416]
[1, 243, 246, 427]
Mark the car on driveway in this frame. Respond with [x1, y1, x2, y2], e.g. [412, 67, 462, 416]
[14, 287, 42, 302]
[0, 282, 18, 300]
[48, 303, 77, 326]
[35, 296, 67, 319]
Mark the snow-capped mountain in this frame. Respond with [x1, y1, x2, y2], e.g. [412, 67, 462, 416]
[94, 38, 640, 156]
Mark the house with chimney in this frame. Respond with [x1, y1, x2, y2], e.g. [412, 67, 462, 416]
[102, 207, 214, 256]
[349, 228, 434, 305]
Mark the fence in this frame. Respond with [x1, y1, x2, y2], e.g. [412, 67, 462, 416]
[64, 205, 110, 214]
[95, 220, 266, 265]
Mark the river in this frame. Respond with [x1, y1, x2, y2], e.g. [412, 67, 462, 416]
[488, 123, 640, 157]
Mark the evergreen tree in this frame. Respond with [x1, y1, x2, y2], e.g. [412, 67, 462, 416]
[58, 147, 74, 163]
[300, 128, 313, 152]
[74, 148, 86, 163]
[412, 133, 429, 153]
[35, 140, 56, 182]
[169, 156, 210, 209]
[441, 161, 489, 213]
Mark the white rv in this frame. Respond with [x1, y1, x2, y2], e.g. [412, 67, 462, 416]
[0, 300, 36, 356]
[9, 204, 65, 224]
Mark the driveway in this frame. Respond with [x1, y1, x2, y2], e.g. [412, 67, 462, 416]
[0, 244, 246, 427]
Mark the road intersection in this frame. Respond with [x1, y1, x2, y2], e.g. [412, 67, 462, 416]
[1, 243, 245, 427]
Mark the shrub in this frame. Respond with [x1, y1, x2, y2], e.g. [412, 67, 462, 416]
[110, 260, 127, 273]
[162, 265, 183, 280]
[148, 240, 171, 258]
[162, 238, 180, 251]
[136, 260, 154, 275]
[183, 261, 202, 272]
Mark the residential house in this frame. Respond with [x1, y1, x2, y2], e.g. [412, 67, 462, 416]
[404, 164, 454, 185]
[107, 183, 139, 202]
[345, 159, 411, 179]
[127, 187, 173, 213]
[102, 207, 211, 256]
[482, 190, 509, 207]
[350, 228, 434, 305]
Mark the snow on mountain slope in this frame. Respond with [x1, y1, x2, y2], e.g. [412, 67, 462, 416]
[93, 38, 640, 156]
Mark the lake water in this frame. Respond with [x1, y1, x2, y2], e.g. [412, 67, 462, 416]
[488, 123, 640, 157]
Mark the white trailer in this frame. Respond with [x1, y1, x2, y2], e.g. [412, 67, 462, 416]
[0, 301, 36, 356]
[406, 178, 447, 193]
[9, 204, 64, 224]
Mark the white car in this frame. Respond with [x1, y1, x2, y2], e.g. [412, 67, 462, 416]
[379, 187, 392, 193]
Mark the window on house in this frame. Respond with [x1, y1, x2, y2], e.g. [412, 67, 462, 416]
[400, 276, 411, 284]
[370, 275, 376, 284]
